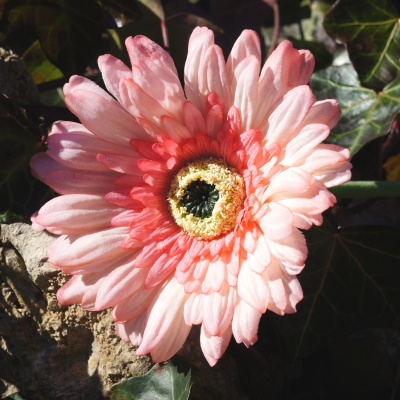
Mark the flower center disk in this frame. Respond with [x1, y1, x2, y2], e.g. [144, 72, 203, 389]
[168, 157, 245, 240]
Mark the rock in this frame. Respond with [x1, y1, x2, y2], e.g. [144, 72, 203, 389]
[1, 223, 57, 288]
[0, 48, 40, 105]
[0, 223, 152, 399]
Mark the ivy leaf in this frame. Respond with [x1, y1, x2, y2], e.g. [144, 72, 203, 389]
[311, 64, 400, 157]
[324, 0, 400, 91]
[2, 0, 110, 76]
[274, 218, 400, 367]
[110, 363, 192, 400]
[23, 40, 63, 85]
[137, 0, 165, 20]
[98, 0, 143, 22]
[4, 393, 26, 400]
[0, 95, 50, 222]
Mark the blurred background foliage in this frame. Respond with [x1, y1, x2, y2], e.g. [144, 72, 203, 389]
[0, 0, 400, 399]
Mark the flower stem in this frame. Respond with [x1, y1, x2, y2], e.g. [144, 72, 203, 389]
[330, 181, 400, 198]
[267, 1, 280, 57]
[161, 19, 169, 50]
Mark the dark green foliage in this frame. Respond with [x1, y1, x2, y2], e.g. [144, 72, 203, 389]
[0, 95, 51, 222]
[324, 0, 400, 91]
[276, 219, 400, 366]
[311, 64, 400, 157]
[110, 363, 191, 400]
[1, 0, 400, 398]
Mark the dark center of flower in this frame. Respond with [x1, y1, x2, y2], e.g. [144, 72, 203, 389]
[168, 157, 245, 240]
[181, 180, 219, 219]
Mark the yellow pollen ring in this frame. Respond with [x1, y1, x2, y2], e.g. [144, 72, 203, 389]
[168, 157, 245, 240]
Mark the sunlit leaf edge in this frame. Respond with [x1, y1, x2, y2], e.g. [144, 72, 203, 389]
[311, 64, 400, 157]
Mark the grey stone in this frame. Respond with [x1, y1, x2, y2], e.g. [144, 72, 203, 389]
[1, 223, 57, 288]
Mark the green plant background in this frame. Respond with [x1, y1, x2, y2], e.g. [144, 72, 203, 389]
[1, 0, 400, 398]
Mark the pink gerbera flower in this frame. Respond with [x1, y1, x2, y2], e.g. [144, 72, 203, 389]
[31, 27, 351, 366]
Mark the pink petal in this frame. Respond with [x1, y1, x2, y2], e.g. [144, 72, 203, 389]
[46, 169, 118, 195]
[114, 322, 130, 342]
[198, 45, 232, 113]
[95, 262, 147, 309]
[112, 286, 156, 322]
[98, 54, 132, 103]
[265, 85, 314, 145]
[280, 123, 330, 166]
[303, 144, 352, 187]
[184, 292, 204, 325]
[30, 152, 65, 182]
[96, 153, 140, 175]
[298, 49, 315, 84]
[119, 78, 170, 128]
[247, 233, 272, 273]
[226, 29, 261, 85]
[255, 40, 315, 129]
[125, 35, 177, 76]
[136, 279, 191, 362]
[201, 258, 226, 294]
[131, 55, 185, 121]
[36, 194, 122, 235]
[237, 263, 270, 313]
[201, 286, 236, 336]
[184, 26, 215, 112]
[278, 182, 336, 218]
[127, 314, 147, 346]
[145, 253, 180, 288]
[266, 261, 303, 314]
[115, 314, 148, 347]
[205, 93, 224, 138]
[48, 227, 130, 269]
[264, 261, 287, 314]
[57, 274, 103, 310]
[259, 202, 293, 241]
[263, 167, 315, 201]
[31, 212, 45, 232]
[64, 76, 147, 143]
[231, 56, 260, 130]
[30, 144, 120, 196]
[268, 228, 308, 267]
[182, 101, 206, 135]
[47, 127, 136, 172]
[200, 324, 232, 367]
[161, 115, 192, 141]
[232, 299, 261, 346]
[303, 99, 341, 129]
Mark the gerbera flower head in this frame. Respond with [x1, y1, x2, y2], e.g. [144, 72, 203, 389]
[31, 27, 351, 366]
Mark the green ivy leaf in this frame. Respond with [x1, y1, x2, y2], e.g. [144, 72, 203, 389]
[311, 64, 400, 157]
[98, 0, 143, 22]
[4, 393, 26, 400]
[324, 0, 400, 91]
[2, 0, 109, 76]
[110, 363, 192, 400]
[137, 0, 165, 20]
[275, 218, 400, 367]
[0, 95, 50, 222]
[23, 40, 63, 85]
